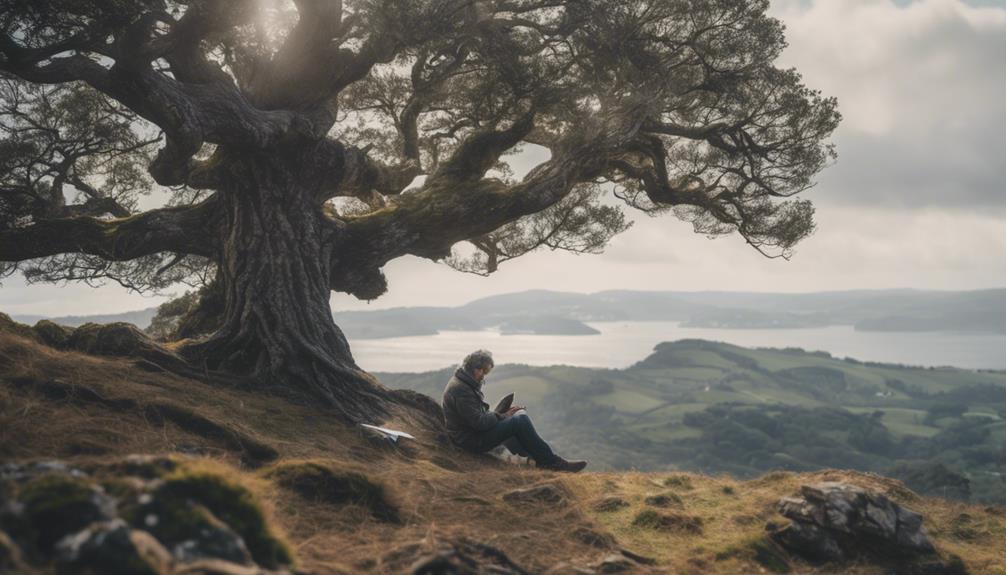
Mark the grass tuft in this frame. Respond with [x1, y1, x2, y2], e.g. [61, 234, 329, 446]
[632, 509, 703, 534]
[264, 460, 400, 523]
[662, 474, 694, 490]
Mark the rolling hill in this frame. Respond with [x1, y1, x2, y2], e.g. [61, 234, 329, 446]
[380, 340, 1006, 505]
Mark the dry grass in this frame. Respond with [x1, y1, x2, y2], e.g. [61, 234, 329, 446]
[2, 330, 1005, 574]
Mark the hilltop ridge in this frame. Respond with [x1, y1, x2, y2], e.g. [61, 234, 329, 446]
[1, 318, 1004, 574]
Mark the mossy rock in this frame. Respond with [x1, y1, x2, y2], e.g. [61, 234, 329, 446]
[32, 320, 73, 349]
[54, 519, 173, 575]
[9, 473, 114, 556]
[0, 313, 37, 342]
[68, 323, 147, 356]
[265, 461, 400, 523]
[631, 510, 703, 534]
[99, 455, 179, 481]
[143, 469, 293, 569]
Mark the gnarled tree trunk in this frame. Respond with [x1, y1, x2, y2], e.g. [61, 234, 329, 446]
[181, 148, 392, 422]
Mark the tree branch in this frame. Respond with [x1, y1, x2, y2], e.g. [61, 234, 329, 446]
[0, 196, 220, 262]
[429, 108, 536, 183]
[1, 20, 328, 187]
[327, 136, 611, 297]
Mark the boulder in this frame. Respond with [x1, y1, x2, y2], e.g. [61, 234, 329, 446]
[55, 519, 174, 575]
[0, 459, 295, 574]
[33, 319, 74, 348]
[9, 471, 117, 555]
[67, 322, 191, 371]
[769, 482, 958, 573]
[169, 509, 254, 566]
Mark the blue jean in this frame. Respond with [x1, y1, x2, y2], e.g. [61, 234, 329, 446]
[470, 412, 557, 464]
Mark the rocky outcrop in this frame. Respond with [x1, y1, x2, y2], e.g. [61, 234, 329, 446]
[769, 482, 966, 574]
[0, 458, 295, 575]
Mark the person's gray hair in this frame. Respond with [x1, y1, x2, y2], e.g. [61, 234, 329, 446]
[462, 349, 494, 373]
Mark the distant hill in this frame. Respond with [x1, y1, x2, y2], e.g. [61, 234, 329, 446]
[11, 307, 160, 328]
[382, 338, 1006, 505]
[9, 287, 1006, 337]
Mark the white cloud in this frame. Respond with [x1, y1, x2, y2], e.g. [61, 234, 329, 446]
[4, 0, 1006, 317]
[772, 0, 1006, 209]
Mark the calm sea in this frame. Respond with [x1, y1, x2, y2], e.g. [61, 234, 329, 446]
[349, 321, 1006, 373]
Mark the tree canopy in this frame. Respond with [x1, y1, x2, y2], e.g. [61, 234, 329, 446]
[0, 0, 840, 418]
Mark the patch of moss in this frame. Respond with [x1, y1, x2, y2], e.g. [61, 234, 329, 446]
[32, 320, 72, 349]
[631, 510, 703, 534]
[265, 461, 399, 523]
[16, 474, 108, 553]
[101, 455, 178, 480]
[643, 492, 683, 508]
[150, 468, 293, 568]
[592, 496, 630, 513]
[99, 477, 144, 502]
[662, 474, 694, 490]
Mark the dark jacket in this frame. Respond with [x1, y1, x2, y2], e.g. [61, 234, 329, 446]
[442, 367, 502, 449]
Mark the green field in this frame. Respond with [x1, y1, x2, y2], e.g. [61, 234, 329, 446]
[381, 339, 1006, 504]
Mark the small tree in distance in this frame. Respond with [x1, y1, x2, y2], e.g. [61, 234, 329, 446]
[0, 0, 840, 422]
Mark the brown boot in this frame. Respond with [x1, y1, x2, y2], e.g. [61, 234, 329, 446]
[538, 456, 587, 473]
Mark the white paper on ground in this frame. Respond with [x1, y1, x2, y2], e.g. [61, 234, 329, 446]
[360, 423, 416, 443]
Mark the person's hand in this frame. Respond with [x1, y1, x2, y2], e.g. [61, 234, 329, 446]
[504, 405, 526, 417]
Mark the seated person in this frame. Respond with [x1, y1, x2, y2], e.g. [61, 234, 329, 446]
[441, 349, 587, 473]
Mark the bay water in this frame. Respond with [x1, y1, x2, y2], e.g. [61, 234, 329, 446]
[350, 321, 1006, 373]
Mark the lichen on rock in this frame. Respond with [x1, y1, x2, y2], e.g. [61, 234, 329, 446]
[0, 458, 296, 575]
[768, 482, 963, 574]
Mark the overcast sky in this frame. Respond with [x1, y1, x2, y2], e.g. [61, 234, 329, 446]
[2, 0, 1004, 317]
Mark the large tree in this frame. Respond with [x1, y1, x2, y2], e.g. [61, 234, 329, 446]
[0, 0, 839, 422]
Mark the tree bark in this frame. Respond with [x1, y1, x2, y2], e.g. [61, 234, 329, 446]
[180, 149, 392, 423]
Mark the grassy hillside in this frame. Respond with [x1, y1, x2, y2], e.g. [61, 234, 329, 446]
[1, 327, 1005, 574]
[380, 340, 1006, 504]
